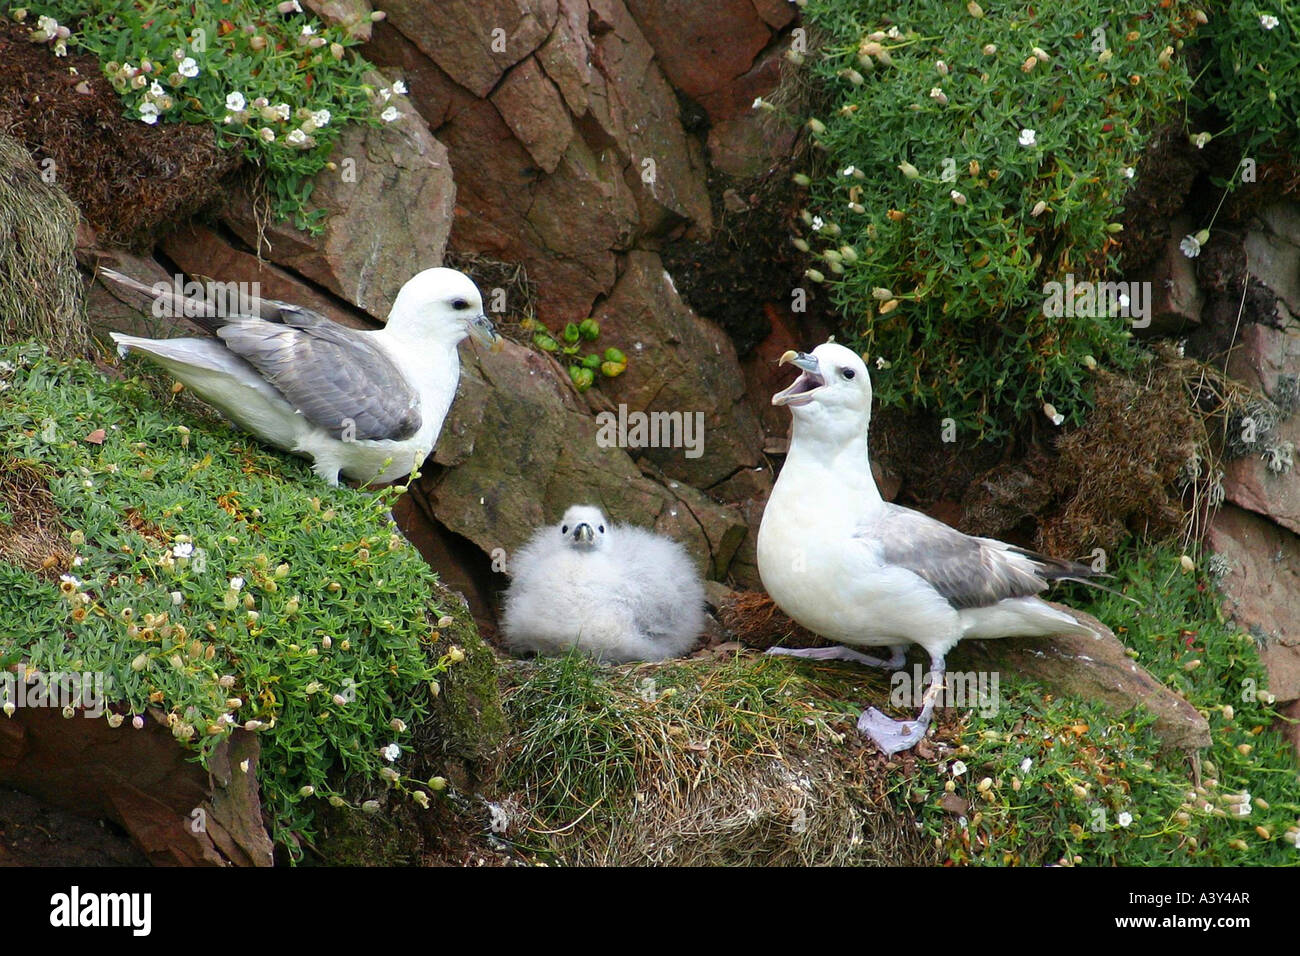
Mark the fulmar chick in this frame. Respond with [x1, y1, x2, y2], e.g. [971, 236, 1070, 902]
[501, 504, 705, 662]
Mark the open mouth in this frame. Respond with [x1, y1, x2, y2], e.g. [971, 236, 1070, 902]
[772, 351, 825, 406]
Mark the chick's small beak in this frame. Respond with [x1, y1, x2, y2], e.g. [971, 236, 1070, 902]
[573, 523, 594, 544]
[469, 313, 503, 352]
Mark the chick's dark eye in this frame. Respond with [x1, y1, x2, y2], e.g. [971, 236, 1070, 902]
[598, 525, 605, 533]
[561, 525, 569, 534]
[452, 298, 470, 310]
[842, 368, 856, 379]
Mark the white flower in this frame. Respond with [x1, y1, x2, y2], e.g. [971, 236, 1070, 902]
[1019, 757, 1033, 773]
[1260, 14, 1279, 29]
[381, 105, 400, 122]
[1018, 128, 1037, 147]
[229, 576, 245, 592]
[751, 96, 765, 109]
[311, 108, 331, 127]
[170, 591, 183, 605]
[300, 24, 314, 37]
[272, 102, 291, 121]
[1117, 811, 1133, 827]
[286, 128, 308, 146]
[172, 542, 194, 558]
[929, 87, 948, 105]
[875, 356, 891, 370]
[178, 57, 198, 78]
[391, 79, 407, 95]
[60, 574, 82, 588]
[139, 102, 159, 125]
[149, 80, 165, 97]
[950, 760, 968, 776]
[1123, 166, 1135, 178]
[842, 165, 856, 176]
[225, 91, 246, 111]
[278, 0, 303, 11]
[1180, 234, 1202, 258]
[382, 743, 401, 762]
[811, 215, 825, 231]
[132, 715, 144, 729]
[259, 127, 275, 143]
[1193, 131, 1211, 149]
[950, 189, 967, 205]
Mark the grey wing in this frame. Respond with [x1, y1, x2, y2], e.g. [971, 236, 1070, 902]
[864, 504, 1048, 610]
[216, 319, 422, 441]
[99, 266, 422, 440]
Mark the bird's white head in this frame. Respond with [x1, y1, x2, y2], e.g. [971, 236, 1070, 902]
[386, 267, 501, 351]
[557, 504, 610, 552]
[772, 342, 873, 446]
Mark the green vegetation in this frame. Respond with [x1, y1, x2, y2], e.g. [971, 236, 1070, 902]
[520, 316, 628, 392]
[14, 0, 401, 231]
[1197, 1, 1300, 160]
[0, 342, 467, 858]
[904, 545, 1297, 865]
[791, 0, 1204, 438]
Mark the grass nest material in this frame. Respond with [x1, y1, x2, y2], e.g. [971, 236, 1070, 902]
[0, 458, 72, 580]
[0, 134, 86, 357]
[493, 652, 939, 867]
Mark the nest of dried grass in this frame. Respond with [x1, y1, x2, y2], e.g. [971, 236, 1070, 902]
[718, 589, 823, 650]
[0, 458, 72, 579]
[0, 135, 87, 357]
[494, 653, 939, 867]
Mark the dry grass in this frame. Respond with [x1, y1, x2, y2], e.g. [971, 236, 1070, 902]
[494, 652, 941, 867]
[0, 135, 87, 358]
[0, 458, 72, 580]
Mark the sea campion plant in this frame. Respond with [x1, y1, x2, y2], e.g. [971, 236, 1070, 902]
[12, 0, 403, 231]
[1195, 1, 1300, 159]
[792, 0, 1205, 439]
[0, 344, 464, 859]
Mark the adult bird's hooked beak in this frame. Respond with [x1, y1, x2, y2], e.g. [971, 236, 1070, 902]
[469, 313, 504, 352]
[772, 350, 826, 407]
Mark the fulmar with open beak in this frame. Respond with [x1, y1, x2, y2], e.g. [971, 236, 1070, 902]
[757, 342, 1106, 754]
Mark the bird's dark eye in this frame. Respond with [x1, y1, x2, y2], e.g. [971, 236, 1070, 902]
[598, 525, 605, 533]
[561, 525, 569, 534]
[452, 298, 470, 310]
[842, 368, 856, 379]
